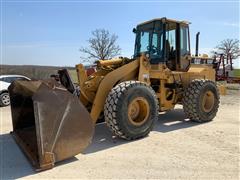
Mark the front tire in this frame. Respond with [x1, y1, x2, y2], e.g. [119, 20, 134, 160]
[0, 92, 10, 106]
[104, 81, 159, 140]
[182, 79, 220, 122]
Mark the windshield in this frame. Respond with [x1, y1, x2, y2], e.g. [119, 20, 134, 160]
[134, 21, 164, 61]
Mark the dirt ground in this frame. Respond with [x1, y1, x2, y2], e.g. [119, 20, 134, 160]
[0, 90, 239, 179]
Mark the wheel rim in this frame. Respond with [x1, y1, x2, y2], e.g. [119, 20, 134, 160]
[202, 90, 215, 112]
[128, 97, 150, 126]
[2, 94, 10, 105]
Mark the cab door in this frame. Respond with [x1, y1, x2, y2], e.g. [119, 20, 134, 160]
[179, 24, 191, 71]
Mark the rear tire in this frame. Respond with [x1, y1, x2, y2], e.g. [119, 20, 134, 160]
[182, 79, 220, 122]
[0, 92, 10, 106]
[104, 81, 159, 140]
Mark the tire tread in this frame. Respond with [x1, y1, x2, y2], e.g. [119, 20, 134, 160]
[104, 81, 159, 140]
[182, 79, 220, 122]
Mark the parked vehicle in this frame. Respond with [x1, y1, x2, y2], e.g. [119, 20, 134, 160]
[0, 75, 30, 106]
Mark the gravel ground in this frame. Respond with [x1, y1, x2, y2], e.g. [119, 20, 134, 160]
[0, 90, 239, 179]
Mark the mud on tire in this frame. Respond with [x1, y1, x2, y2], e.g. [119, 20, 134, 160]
[182, 79, 220, 123]
[104, 81, 159, 140]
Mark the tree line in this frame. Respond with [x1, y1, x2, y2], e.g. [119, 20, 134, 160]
[0, 65, 75, 80]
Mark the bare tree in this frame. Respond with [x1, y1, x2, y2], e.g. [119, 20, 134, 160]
[80, 29, 121, 63]
[215, 39, 240, 59]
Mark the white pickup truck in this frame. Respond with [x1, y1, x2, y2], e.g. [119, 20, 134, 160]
[0, 75, 31, 106]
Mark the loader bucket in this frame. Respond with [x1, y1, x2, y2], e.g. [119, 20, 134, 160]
[8, 80, 95, 171]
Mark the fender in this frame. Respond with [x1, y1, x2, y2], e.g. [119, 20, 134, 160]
[90, 59, 139, 123]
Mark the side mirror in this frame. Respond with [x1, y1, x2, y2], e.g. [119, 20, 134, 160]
[132, 28, 137, 33]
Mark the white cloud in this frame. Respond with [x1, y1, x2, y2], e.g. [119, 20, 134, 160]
[223, 22, 239, 27]
[191, 47, 213, 56]
[206, 21, 239, 28]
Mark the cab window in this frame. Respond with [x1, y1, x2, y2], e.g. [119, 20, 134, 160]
[140, 32, 150, 52]
[180, 26, 190, 56]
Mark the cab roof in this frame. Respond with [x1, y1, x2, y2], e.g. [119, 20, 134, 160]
[137, 17, 190, 26]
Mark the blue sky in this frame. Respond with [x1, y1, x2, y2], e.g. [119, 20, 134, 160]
[1, 0, 239, 67]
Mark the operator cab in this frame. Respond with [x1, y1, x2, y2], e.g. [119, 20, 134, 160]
[133, 17, 191, 71]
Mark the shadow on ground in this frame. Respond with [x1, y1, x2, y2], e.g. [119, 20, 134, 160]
[83, 123, 128, 154]
[154, 108, 201, 133]
[0, 108, 201, 179]
[0, 133, 35, 179]
[0, 133, 78, 179]
[85, 108, 202, 154]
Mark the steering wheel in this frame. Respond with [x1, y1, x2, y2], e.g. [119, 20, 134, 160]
[147, 45, 157, 54]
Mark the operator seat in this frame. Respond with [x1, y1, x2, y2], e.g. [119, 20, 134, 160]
[166, 40, 170, 58]
[166, 40, 174, 70]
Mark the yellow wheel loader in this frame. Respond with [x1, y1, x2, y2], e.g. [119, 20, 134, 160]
[9, 17, 220, 171]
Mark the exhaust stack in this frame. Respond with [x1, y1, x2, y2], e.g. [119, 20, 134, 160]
[195, 32, 200, 56]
